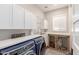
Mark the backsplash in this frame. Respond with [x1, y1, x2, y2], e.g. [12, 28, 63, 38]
[11, 33, 26, 38]
[0, 29, 32, 41]
[0, 29, 48, 41]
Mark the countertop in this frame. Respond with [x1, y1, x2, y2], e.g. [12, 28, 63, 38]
[0, 35, 42, 50]
[47, 32, 71, 36]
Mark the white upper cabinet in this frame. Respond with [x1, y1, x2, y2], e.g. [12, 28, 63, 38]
[0, 4, 42, 29]
[31, 14, 37, 29]
[25, 10, 37, 29]
[0, 4, 12, 29]
[12, 5, 25, 29]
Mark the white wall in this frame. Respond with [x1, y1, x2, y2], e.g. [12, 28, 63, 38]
[73, 4, 79, 17]
[0, 29, 32, 41]
[45, 7, 70, 33]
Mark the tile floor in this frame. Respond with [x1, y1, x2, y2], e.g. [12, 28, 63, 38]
[41, 47, 69, 55]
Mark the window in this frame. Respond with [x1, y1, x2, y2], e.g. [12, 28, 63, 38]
[52, 14, 67, 32]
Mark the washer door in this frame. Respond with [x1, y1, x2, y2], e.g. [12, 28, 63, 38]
[24, 50, 36, 55]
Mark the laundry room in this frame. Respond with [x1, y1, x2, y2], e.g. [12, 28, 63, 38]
[0, 4, 78, 55]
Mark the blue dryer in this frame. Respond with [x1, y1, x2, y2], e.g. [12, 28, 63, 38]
[33, 36, 46, 55]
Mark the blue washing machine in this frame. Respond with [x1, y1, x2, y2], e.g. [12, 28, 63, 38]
[0, 39, 36, 55]
[33, 36, 46, 55]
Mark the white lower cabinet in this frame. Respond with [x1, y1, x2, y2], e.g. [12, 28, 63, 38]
[12, 5, 25, 29]
[0, 4, 12, 29]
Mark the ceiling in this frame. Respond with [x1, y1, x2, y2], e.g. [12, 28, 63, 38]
[36, 4, 68, 12]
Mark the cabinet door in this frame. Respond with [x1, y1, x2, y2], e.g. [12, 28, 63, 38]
[31, 14, 37, 29]
[0, 4, 12, 29]
[12, 5, 24, 29]
[25, 10, 36, 29]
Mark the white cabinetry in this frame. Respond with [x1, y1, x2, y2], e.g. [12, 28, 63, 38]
[25, 10, 37, 29]
[12, 5, 25, 29]
[0, 5, 40, 29]
[0, 4, 12, 29]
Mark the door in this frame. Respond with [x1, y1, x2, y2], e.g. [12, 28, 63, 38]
[0, 4, 12, 29]
[73, 5, 79, 55]
[12, 5, 25, 29]
[73, 19, 79, 55]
